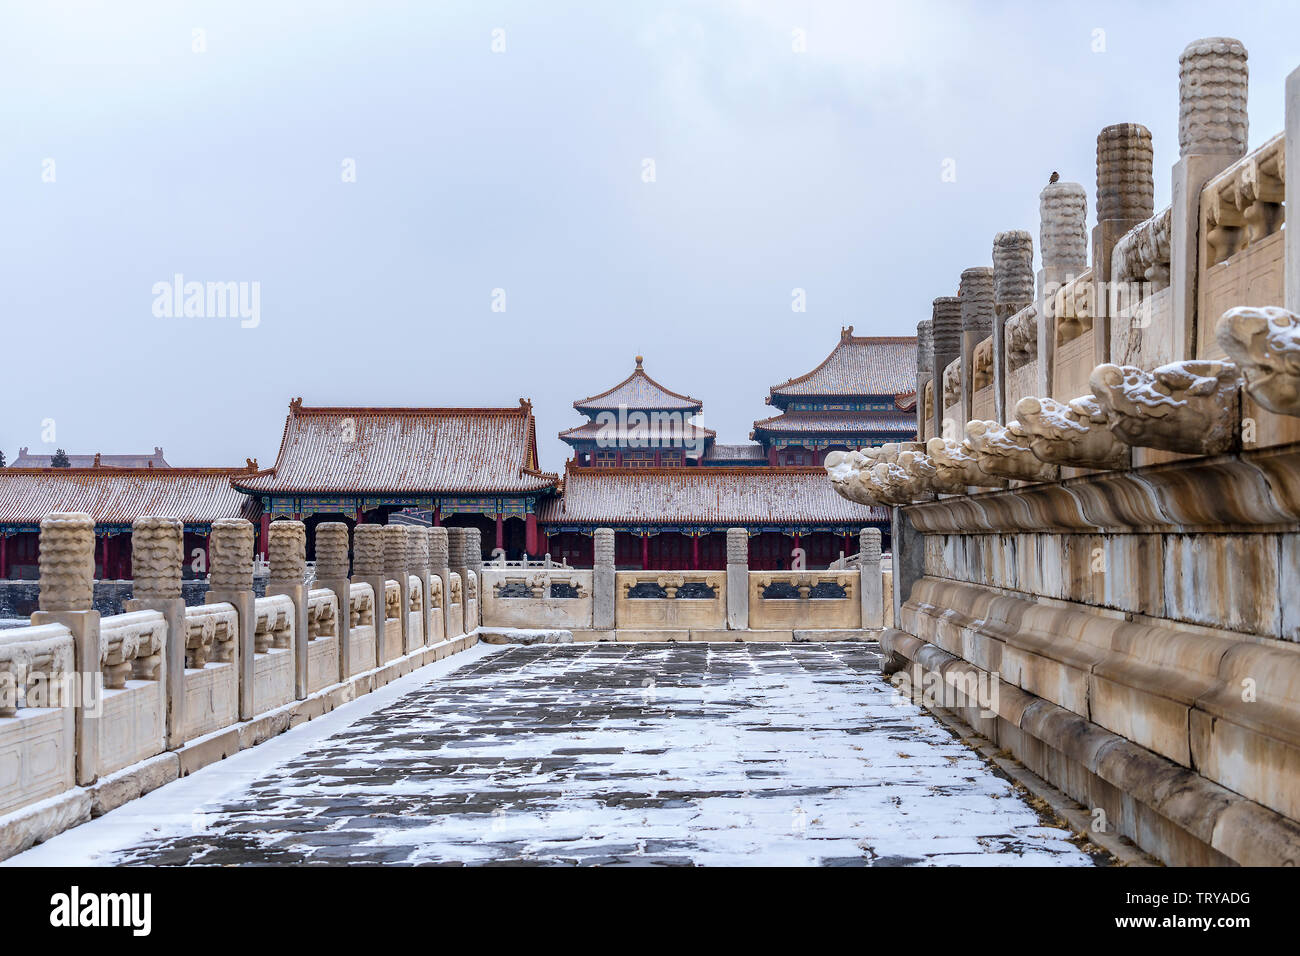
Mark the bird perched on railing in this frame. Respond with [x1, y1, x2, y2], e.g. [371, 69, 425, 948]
[1049, 171, 1060, 184]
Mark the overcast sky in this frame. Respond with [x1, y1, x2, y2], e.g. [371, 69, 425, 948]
[3, 1, 1296, 472]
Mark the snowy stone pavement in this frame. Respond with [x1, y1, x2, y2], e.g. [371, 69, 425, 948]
[19, 643, 1097, 866]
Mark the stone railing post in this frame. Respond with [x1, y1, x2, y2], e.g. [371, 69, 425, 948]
[859, 527, 883, 629]
[959, 266, 994, 430]
[1094, 124, 1155, 369]
[206, 517, 256, 720]
[916, 319, 933, 440]
[353, 524, 386, 668]
[123, 516, 187, 751]
[405, 525, 428, 650]
[1172, 37, 1248, 360]
[314, 522, 351, 680]
[383, 525, 410, 657]
[993, 230, 1034, 424]
[267, 520, 308, 700]
[592, 528, 615, 632]
[1038, 180, 1089, 398]
[931, 297, 963, 440]
[31, 512, 101, 785]
[446, 527, 468, 638]
[725, 528, 749, 630]
[463, 527, 482, 631]
[428, 527, 451, 643]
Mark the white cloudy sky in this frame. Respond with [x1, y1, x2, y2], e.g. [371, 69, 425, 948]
[2, 1, 1296, 471]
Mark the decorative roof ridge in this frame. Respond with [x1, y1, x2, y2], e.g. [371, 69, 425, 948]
[768, 327, 918, 395]
[564, 463, 827, 477]
[1, 465, 261, 477]
[287, 398, 532, 418]
[572, 357, 703, 409]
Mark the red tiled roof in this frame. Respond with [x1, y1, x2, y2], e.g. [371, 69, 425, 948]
[573, 357, 703, 413]
[0, 468, 260, 526]
[751, 411, 918, 435]
[538, 466, 886, 525]
[234, 399, 558, 495]
[769, 328, 917, 400]
[11, 447, 169, 468]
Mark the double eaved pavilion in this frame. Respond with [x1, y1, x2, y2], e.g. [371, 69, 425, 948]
[753, 327, 918, 465]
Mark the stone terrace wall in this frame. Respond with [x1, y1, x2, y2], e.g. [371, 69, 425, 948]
[830, 39, 1300, 866]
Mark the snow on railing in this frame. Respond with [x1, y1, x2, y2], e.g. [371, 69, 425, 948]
[306, 588, 338, 640]
[99, 610, 167, 686]
[0, 623, 75, 715]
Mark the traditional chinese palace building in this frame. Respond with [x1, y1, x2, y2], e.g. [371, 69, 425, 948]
[752, 327, 918, 465]
[0, 330, 913, 581]
[0, 465, 260, 580]
[230, 398, 559, 560]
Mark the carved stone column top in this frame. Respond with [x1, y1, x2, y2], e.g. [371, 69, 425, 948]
[1090, 359, 1242, 455]
[959, 267, 995, 334]
[931, 297, 963, 354]
[858, 527, 881, 563]
[1216, 306, 1300, 417]
[353, 524, 385, 576]
[314, 522, 350, 580]
[593, 527, 615, 566]
[917, 319, 933, 373]
[427, 526, 449, 569]
[1015, 394, 1130, 470]
[1096, 123, 1154, 223]
[1040, 181, 1088, 273]
[726, 527, 749, 565]
[405, 525, 428, 569]
[993, 230, 1035, 317]
[1178, 37, 1248, 158]
[209, 517, 254, 590]
[268, 520, 307, 588]
[462, 527, 483, 571]
[38, 511, 95, 612]
[966, 419, 1060, 482]
[131, 515, 183, 600]
[382, 524, 407, 576]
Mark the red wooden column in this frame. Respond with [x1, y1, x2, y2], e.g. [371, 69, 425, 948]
[691, 534, 700, 569]
[0, 534, 8, 579]
[259, 512, 271, 560]
[495, 513, 505, 553]
[100, 534, 110, 580]
[525, 512, 538, 556]
[432, 505, 441, 527]
[641, 533, 650, 570]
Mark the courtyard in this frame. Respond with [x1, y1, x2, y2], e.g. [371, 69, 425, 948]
[11, 642, 1095, 867]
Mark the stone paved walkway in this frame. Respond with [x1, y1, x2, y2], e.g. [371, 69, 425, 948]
[98, 644, 1094, 866]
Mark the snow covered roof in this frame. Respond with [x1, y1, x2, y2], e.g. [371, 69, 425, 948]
[573, 357, 703, 414]
[539, 466, 886, 526]
[769, 328, 918, 402]
[557, 418, 715, 447]
[235, 399, 558, 496]
[751, 411, 918, 436]
[0, 467, 260, 527]
[11, 447, 170, 468]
